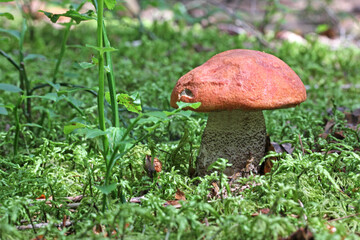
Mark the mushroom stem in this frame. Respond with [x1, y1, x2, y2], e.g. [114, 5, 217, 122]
[196, 110, 267, 176]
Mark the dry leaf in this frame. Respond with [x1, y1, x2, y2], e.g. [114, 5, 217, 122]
[153, 157, 162, 173]
[262, 159, 274, 174]
[251, 208, 270, 217]
[36, 194, 46, 200]
[175, 189, 186, 201]
[163, 200, 181, 208]
[32, 235, 45, 240]
[145, 155, 162, 179]
[212, 182, 219, 196]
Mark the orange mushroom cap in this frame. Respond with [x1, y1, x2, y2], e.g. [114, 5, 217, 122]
[170, 49, 306, 112]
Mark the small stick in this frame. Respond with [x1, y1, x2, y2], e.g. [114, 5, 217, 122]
[298, 199, 308, 222]
[17, 220, 73, 230]
[22, 204, 37, 235]
[298, 134, 305, 154]
[328, 213, 360, 223]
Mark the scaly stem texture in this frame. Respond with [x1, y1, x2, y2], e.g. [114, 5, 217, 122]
[197, 110, 267, 176]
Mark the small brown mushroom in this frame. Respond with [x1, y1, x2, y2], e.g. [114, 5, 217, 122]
[170, 49, 306, 176]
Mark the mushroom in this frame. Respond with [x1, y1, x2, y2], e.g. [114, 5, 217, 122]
[170, 49, 306, 176]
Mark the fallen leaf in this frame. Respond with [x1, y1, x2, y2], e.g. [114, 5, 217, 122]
[153, 157, 162, 173]
[319, 120, 336, 139]
[271, 142, 283, 153]
[260, 136, 277, 174]
[32, 235, 45, 240]
[345, 109, 360, 129]
[211, 182, 219, 196]
[93, 224, 104, 235]
[144, 155, 162, 179]
[262, 159, 274, 174]
[282, 143, 294, 154]
[175, 189, 186, 201]
[36, 194, 46, 200]
[333, 131, 345, 140]
[163, 200, 181, 208]
[251, 208, 270, 217]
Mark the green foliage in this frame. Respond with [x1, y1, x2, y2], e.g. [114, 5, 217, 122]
[39, 9, 95, 24]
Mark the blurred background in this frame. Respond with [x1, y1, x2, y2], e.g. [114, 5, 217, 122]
[2, 0, 360, 48]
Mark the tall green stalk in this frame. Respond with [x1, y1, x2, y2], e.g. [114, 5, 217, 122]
[96, 0, 107, 143]
[96, 0, 110, 211]
[52, 2, 86, 83]
[13, 100, 21, 156]
[103, 26, 119, 128]
[92, 0, 119, 128]
[38, 2, 86, 131]
[19, 19, 31, 122]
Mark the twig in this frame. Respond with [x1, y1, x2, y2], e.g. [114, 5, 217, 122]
[17, 220, 73, 230]
[298, 134, 305, 154]
[328, 213, 360, 223]
[298, 199, 308, 222]
[22, 203, 37, 234]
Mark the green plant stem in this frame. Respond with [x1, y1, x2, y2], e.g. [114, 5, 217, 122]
[52, 23, 70, 82]
[96, 0, 109, 212]
[13, 100, 21, 156]
[37, 2, 87, 131]
[103, 26, 119, 128]
[91, 0, 119, 128]
[20, 62, 31, 122]
[22, 204, 37, 235]
[19, 19, 32, 122]
[52, 1, 86, 83]
[96, 0, 108, 148]
[0, 49, 20, 70]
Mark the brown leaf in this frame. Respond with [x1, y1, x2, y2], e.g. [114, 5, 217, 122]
[251, 208, 270, 217]
[270, 142, 294, 154]
[36, 194, 46, 200]
[163, 200, 181, 208]
[153, 157, 162, 173]
[175, 189, 186, 201]
[262, 159, 274, 174]
[282, 143, 294, 154]
[92, 224, 118, 237]
[320, 120, 336, 139]
[319, 27, 337, 39]
[260, 136, 276, 174]
[92, 224, 104, 235]
[271, 142, 283, 153]
[212, 182, 219, 196]
[32, 235, 45, 240]
[144, 155, 162, 179]
[333, 131, 345, 140]
[345, 109, 360, 129]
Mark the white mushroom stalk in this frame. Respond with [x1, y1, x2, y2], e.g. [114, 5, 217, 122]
[197, 110, 266, 176]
